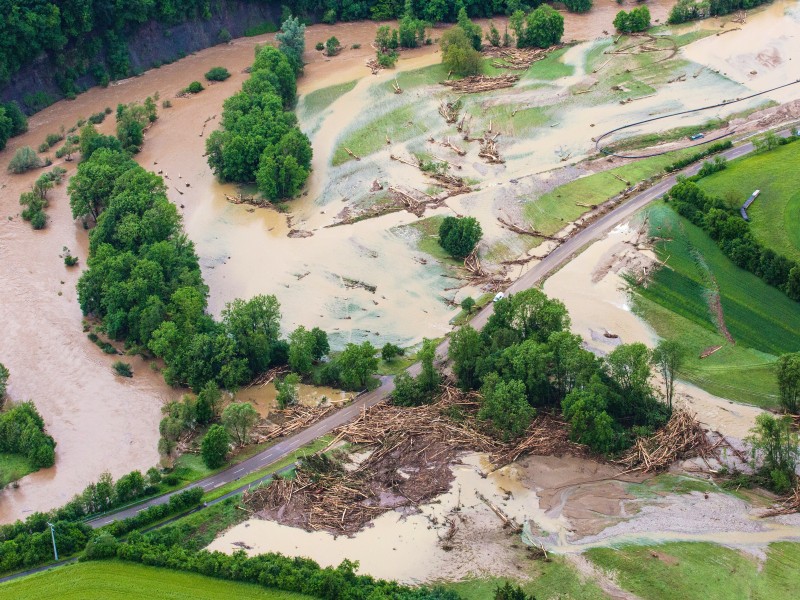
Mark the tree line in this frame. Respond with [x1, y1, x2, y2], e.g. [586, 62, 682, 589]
[206, 36, 313, 201]
[0, 101, 28, 149]
[665, 135, 800, 303]
[668, 0, 772, 25]
[1, 1, 597, 112]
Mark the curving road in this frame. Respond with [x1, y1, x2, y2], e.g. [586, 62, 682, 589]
[87, 130, 779, 529]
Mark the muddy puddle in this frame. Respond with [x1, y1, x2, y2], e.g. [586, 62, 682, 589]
[235, 383, 351, 417]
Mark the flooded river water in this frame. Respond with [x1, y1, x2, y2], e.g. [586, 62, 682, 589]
[1, 0, 798, 523]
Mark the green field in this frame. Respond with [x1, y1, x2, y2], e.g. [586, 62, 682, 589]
[628, 203, 800, 407]
[523, 146, 703, 237]
[0, 453, 36, 488]
[0, 561, 315, 600]
[298, 80, 357, 119]
[446, 556, 607, 600]
[698, 140, 800, 261]
[332, 104, 423, 166]
[586, 542, 800, 600]
[523, 46, 574, 81]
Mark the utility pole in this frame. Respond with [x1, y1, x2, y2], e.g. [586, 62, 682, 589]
[46, 522, 59, 561]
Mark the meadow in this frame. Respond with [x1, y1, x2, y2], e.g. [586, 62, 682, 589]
[698, 140, 800, 262]
[0, 561, 314, 600]
[586, 542, 800, 600]
[628, 204, 800, 408]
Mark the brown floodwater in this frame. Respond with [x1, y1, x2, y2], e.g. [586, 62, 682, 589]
[0, 1, 797, 523]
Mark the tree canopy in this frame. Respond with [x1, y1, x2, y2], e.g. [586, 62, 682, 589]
[438, 216, 483, 259]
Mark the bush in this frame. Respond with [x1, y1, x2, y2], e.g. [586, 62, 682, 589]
[438, 216, 483, 259]
[8, 146, 42, 173]
[218, 28, 232, 44]
[88, 111, 106, 125]
[184, 81, 204, 94]
[37, 142, 50, 153]
[162, 99, 172, 108]
[315, 41, 325, 51]
[64, 254, 79, 267]
[352, 43, 361, 49]
[45, 132, 64, 147]
[201, 424, 230, 468]
[113, 361, 133, 377]
[381, 343, 404, 362]
[325, 36, 342, 57]
[204, 67, 231, 82]
[84, 533, 119, 559]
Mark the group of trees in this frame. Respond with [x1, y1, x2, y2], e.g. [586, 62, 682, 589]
[441, 10, 483, 76]
[613, 5, 651, 33]
[206, 35, 313, 202]
[19, 167, 66, 229]
[509, 5, 564, 49]
[115, 97, 158, 154]
[448, 289, 672, 451]
[0, 101, 27, 149]
[747, 413, 799, 494]
[665, 163, 800, 302]
[668, 0, 771, 25]
[438, 216, 483, 259]
[0, 401, 56, 471]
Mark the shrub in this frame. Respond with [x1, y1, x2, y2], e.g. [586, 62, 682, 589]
[45, 132, 64, 147]
[8, 146, 42, 174]
[204, 67, 231, 81]
[113, 361, 133, 377]
[325, 36, 342, 57]
[315, 41, 325, 51]
[381, 343, 404, 362]
[351, 43, 361, 49]
[218, 28, 232, 44]
[184, 81, 204, 94]
[88, 111, 106, 124]
[84, 533, 119, 559]
[201, 424, 231, 468]
[64, 247, 79, 267]
[37, 142, 50, 153]
[162, 99, 172, 108]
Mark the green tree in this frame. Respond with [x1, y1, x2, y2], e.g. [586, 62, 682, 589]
[276, 16, 306, 75]
[68, 148, 136, 220]
[392, 372, 424, 406]
[78, 123, 123, 159]
[457, 7, 483, 51]
[222, 402, 259, 446]
[381, 342, 404, 361]
[337, 342, 379, 390]
[777, 353, 800, 414]
[438, 216, 483, 258]
[222, 294, 282, 378]
[486, 22, 501, 47]
[520, 5, 564, 49]
[114, 470, 145, 503]
[441, 27, 483, 77]
[509, 10, 526, 46]
[494, 582, 535, 600]
[486, 288, 570, 344]
[205, 66, 231, 81]
[479, 375, 536, 441]
[288, 325, 316, 375]
[562, 0, 593, 13]
[418, 338, 441, 394]
[461, 296, 476, 313]
[201, 424, 230, 468]
[0, 362, 8, 408]
[651, 340, 686, 409]
[398, 1, 426, 49]
[562, 377, 618, 454]
[7, 146, 42, 174]
[746, 413, 799, 493]
[325, 36, 341, 56]
[606, 343, 653, 399]
[196, 381, 222, 425]
[276, 373, 301, 409]
[449, 325, 483, 390]
[310, 327, 330, 361]
[0, 107, 12, 150]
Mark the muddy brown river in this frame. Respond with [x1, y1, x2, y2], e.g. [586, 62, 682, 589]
[1, 0, 798, 523]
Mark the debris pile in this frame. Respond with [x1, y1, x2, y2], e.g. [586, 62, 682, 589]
[492, 413, 586, 468]
[479, 132, 504, 164]
[256, 405, 336, 442]
[617, 409, 708, 474]
[243, 386, 500, 534]
[441, 74, 520, 94]
[438, 98, 463, 124]
[483, 46, 558, 70]
[761, 484, 800, 517]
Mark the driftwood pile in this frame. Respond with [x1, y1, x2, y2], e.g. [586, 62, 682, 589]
[483, 47, 557, 71]
[479, 132, 504, 164]
[498, 217, 560, 241]
[439, 99, 463, 124]
[366, 58, 383, 74]
[441, 74, 520, 94]
[256, 405, 336, 443]
[492, 413, 587, 468]
[460, 249, 510, 292]
[243, 386, 500, 534]
[617, 409, 708, 474]
[761, 484, 800, 517]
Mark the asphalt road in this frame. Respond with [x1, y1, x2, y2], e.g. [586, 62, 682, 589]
[87, 132, 769, 529]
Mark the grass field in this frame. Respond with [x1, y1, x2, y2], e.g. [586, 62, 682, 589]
[523, 46, 574, 81]
[522, 146, 702, 237]
[627, 203, 800, 407]
[697, 140, 800, 261]
[299, 80, 357, 119]
[445, 556, 607, 600]
[332, 104, 422, 166]
[0, 453, 36, 488]
[0, 561, 315, 600]
[586, 542, 800, 600]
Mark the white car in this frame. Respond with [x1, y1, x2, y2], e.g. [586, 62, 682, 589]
[493, 292, 505, 303]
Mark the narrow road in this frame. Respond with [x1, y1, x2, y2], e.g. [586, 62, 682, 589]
[88, 133, 769, 528]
